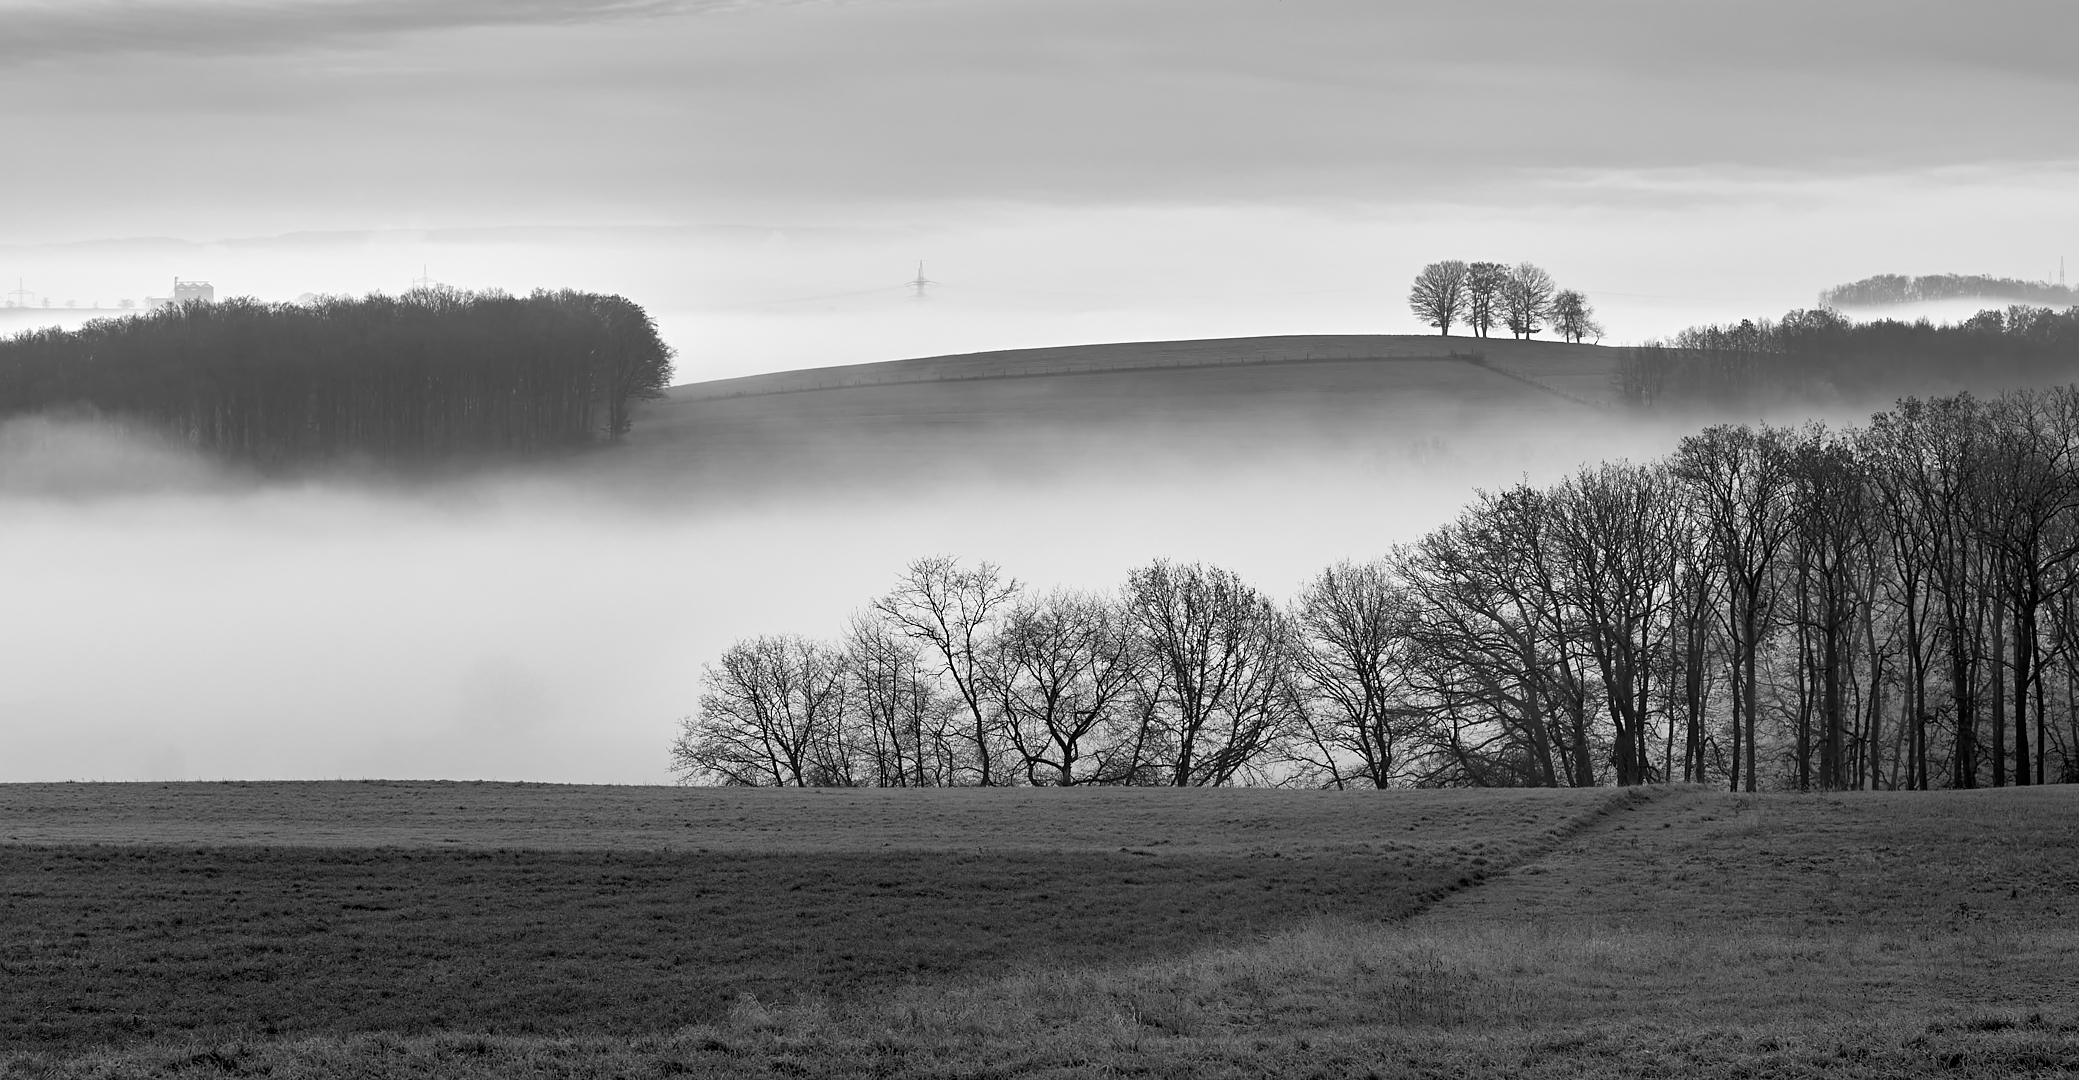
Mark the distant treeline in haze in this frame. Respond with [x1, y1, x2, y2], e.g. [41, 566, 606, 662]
[678, 389, 2079, 792]
[1617, 304, 2079, 408]
[1821, 273, 2077, 309]
[0, 288, 673, 463]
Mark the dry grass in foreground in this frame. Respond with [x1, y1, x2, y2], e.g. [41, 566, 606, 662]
[6, 785, 2076, 1078]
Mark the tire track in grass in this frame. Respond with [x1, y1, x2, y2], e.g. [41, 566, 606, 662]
[1396, 784, 1672, 917]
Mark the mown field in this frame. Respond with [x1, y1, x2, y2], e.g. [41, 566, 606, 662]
[5, 784, 2076, 1078]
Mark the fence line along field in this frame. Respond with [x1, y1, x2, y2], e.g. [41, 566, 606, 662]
[6, 783, 2077, 1078]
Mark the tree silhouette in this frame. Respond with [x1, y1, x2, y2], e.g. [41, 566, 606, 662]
[1464, 262, 1509, 340]
[1502, 263, 1556, 340]
[1552, 289, 1603, 343]
[0, 287, 673, 464]
[1408, 261, 1469, 336]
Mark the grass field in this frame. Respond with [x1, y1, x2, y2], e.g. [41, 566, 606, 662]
[663, 335, 1616, 404]
[5, 784, 2075, 1078]
[615, 334, 1635, 488]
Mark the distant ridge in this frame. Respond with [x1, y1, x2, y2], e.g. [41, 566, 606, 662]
[1820, 273, 2076, 310]
[669, 334, 1586, 402]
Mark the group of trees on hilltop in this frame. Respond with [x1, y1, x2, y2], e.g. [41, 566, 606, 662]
[1617, 304, 2079, 408]
[1407, 261, 1602, 343]
[0, 287, 674, 464]
[677, 389, 2079, 792]
[1821, 273, 2077, 310]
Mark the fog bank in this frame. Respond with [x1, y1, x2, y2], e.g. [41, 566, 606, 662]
[0, 410, 1691, 783]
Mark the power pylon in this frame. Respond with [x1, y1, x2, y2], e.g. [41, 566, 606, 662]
[907, 261, 937, 301]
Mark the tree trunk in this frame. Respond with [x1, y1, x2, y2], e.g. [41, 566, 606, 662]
[1992, 589, 2007, 787]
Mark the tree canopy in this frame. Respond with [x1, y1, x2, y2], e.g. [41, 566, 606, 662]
[0, 287, 674, 464]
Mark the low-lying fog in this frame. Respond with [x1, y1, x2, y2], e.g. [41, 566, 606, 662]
[0, 411, 1696, 784]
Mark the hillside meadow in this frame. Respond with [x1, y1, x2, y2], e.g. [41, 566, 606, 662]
[4, 784, 2077, 1078]
[611, 334, 1637, 490]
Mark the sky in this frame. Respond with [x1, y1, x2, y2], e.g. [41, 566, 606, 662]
[4, 0, 2078, 783]
[1, 0, 2074, 377]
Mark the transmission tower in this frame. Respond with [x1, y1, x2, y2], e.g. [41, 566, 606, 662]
[907, 261, 937, 301]
[6, 278, 30, 308]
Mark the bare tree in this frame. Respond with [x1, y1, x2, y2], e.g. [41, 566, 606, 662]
[672, 635, 850, 786]
[1974, 388, 2079, 787]
[1550, 462, 1678, 786]
[1125, 561, 1300, 786]
[1671, 424, 1799, 793]
[843, 613, 958, 786]
[991, 590, 1144, 785]
[1397, 485, 1586, 788]
[1782, 426, 1872, 791]
[1464, 262, 1509, 339]
[1290, 559, 1419, 788]
[1551, 289, 1604, 344]
[873, 556, 1021, 785]
[1502, 263, 1557, 340]
[1408, 260, 1469, 337]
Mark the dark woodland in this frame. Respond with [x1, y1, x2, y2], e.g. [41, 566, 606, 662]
[677, 389, 2079, 792]
[0, 288, 674, 463]
[1617, 304, 2079, 407]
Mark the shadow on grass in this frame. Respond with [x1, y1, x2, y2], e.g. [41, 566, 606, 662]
[0, 845, 1460, 1053]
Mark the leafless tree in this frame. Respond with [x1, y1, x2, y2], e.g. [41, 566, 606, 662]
[1858, 413, 1946, 790]
[1781, 426, 1873, 791]
[873, 556, 1021, 785]
[1408, 260, 1469, 337]
[1464, 262, 1508, 339]
[1290, 559, 1419, 788]
[1501, 263, 1557, 340]
[1974, 388, 2079, 787]
[1398, 485, 1591, 787]
[991, 589, 1144, 785]
[1125, 561, 1300, 786]
[1550, 288, 1604, 344]
[843, 613, 959, 786]
[1550, 462, 1678, 786]
[1671, 424, 1799, 793]
[672, 635, 851, 787]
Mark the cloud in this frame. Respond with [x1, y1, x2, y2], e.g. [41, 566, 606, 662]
[1, 0, 2073, 242]
[0, 0, 795, 63]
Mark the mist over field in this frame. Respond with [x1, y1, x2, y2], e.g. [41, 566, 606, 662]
[0, 400, 1693, 784]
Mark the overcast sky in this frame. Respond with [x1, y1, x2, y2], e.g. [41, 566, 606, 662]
[3, 0, 2075, 374]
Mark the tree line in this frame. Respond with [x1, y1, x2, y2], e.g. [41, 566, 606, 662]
[675, 390, 2079, 791]
[1617, 305, 2079, 409]
[0, 287, 674, 463]
[1406, 260, 1602, 343]
[1821, 273, 2077, 310]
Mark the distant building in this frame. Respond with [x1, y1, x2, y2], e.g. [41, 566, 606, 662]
[147, 278, 215, 309]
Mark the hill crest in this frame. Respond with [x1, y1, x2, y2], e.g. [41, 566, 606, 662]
[669, 333, 1617, 407]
